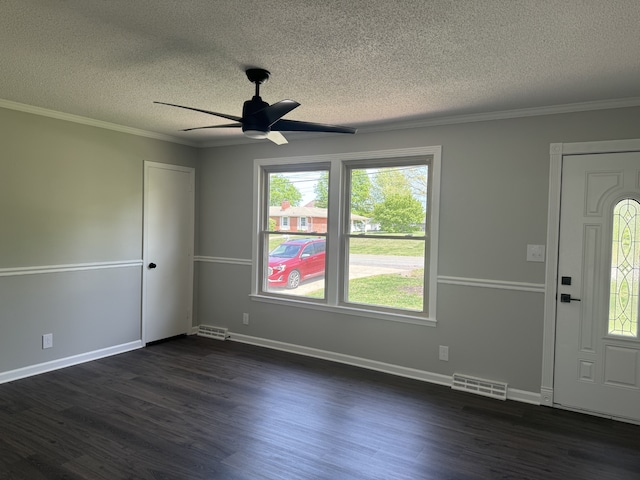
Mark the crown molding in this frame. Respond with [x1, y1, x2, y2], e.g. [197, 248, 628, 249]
[356, 97, 640, 135]
[0, 98, 197, 147]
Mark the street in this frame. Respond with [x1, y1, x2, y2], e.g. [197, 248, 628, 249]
[272, 254, 423, 295]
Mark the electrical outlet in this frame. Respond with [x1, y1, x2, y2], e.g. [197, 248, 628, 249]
[42, 333, 53, 349]
[439, 345, 449, 361]
[242, 313, 249, 325]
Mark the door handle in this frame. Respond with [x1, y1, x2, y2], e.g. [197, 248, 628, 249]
[148, 263, 157, 269]
[560, 293, 580, 303]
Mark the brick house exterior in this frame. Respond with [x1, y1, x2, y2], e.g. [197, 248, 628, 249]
[269, 201, 367, 233]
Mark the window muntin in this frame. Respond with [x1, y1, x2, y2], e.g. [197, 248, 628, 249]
[608, 198, 640, 337]
[252, 147, 440, 325]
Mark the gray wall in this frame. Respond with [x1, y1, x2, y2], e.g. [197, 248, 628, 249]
[196, 106, 640, 394]
[0, 107, 198, 374]
[2, 103, 639, 396]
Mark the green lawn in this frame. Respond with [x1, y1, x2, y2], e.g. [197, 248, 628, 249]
[268, 235, 424, 256]
[307, 269, 424, 311]
[349, 237, 425, 256]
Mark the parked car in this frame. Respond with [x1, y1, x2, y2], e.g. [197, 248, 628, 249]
[268, 238, 326, 289]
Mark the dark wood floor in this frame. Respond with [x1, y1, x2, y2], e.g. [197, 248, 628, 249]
[1, 336, 639, 480]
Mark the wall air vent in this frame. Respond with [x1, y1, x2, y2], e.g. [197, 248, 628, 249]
[197, 325, 228, 341]
[452, 373, 508, 401]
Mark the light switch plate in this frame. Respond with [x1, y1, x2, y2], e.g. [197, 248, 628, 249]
[526, 244, 545, 262]
[439, 345, 449, 361]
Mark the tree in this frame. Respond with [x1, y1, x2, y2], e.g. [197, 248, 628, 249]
[313, 171, 329, 208]
[403, 165, 428, 200]
[350, 169, 374, 216]
[372, 193, 424, 233]
[269, 174, 302, 206]
[372, 168, 411, 203]
[314, 170, 373, 216]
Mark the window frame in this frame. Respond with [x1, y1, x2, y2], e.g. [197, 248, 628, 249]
[251, 146, 441, 326]
[341, 158, 429, 313]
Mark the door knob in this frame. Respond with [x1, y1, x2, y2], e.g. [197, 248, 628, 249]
[148, 263, 157, 269]
[560, 293, 580, 303]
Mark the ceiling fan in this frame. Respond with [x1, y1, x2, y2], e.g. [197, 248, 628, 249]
[155, 68, 357, 145]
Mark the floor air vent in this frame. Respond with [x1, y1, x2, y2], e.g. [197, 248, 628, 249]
[452, 374, 508, 401]
[197, 325, 228, 341]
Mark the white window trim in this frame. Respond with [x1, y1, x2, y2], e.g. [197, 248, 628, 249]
[250, 146, 441, 326]
[280, 216, 290, 230]
[299, 216, 308, 231]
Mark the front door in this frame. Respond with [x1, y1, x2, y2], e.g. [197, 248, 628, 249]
[143, 162, 195, 344]
[554, 151, 640, 422]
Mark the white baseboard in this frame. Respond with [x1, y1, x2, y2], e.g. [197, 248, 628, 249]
[228, 332, 540, 405]
[0, 340, 143, 385]
[509, 388, 542, 405]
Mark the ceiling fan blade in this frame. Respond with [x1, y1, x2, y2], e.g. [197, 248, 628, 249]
[260, 100, 300, 126]
[266, 131, 288, 145]
[271, 119, 357, 134]
[183, 123, 242, 131]
[154, 101, 242, 122]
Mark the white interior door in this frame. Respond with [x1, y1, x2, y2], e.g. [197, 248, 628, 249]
[554, 151, 640, 422]
[143, 162, 194, 344]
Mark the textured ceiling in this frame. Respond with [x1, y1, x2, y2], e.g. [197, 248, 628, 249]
[2, 0, 640, 146]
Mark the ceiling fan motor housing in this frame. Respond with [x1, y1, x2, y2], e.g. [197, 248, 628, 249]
[242, 96, 271, 135]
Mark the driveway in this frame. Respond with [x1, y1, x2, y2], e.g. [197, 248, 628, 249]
[291, 254, 423, 295]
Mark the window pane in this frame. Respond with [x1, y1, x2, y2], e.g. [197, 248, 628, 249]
[264, 169, 328, 298]
[267, 171, 328, 233]
[264, 233, 326, 298]
[345, 163, 428, 311]
[609, 199, 640, 337]
[347, 237, 425, 311]
[349, 165, 427, 236]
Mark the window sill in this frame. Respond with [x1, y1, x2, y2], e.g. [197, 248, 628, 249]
[249, 293, 437, 327]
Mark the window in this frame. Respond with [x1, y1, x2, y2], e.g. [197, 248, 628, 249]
[609, 198, 640, 337]
[263, 168, 328, 298]
[252, 147, 441, 325]
[345, 163, 428, 312]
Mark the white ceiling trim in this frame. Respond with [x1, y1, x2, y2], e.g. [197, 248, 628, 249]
[356, 97, 640, 134]
[0, 98, 195, 147]
[3, 96, 640, 149]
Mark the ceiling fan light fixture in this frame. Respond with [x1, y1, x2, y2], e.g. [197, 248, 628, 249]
[243, 129, 269, 139]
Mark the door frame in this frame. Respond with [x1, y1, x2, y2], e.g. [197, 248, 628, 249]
[142, 161, 195, 345]
[541, 138, 640, 409]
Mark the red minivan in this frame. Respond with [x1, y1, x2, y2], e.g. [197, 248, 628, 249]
[268, 238, 326, 289]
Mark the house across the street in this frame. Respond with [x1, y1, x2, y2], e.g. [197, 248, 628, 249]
[269, 200, 369, 233]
